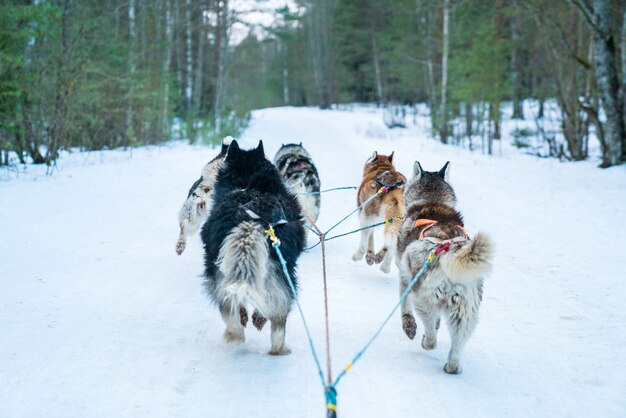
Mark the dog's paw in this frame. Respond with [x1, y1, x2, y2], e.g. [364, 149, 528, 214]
[402, 314, 417, 340]
[252, 311, 267, 331]
[175, 240, 186, 255]
[421, 335, 437, 350]
[380, 263, 391, 274]
[240, 307, 249, 327]
[352, 252, 363, 262]
[365, 251, 376, 265]
[444, 362, 462, 375]
[268, 346, 291, 356]
[373, 249, 386, 264]
[223, 330, 245, 344]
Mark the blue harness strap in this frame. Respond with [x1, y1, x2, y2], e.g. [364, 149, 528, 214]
[325, 385, 337, 418]
[263, 208, 442, 417]
[333, 249, 437, 387]
[295, 186, 357, 195]
[324, 187, 389, 236]
[264, 227, 327, 388]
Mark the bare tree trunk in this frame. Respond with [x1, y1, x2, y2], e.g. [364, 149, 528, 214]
[185, 0, 193, 113]
[421, 0, 438, 131]
[175, 0, 183, 99]
[126, 0, 137, 146]
[161, 0, 173, 137]
[465, 101, 473, 139]
[48, 0, 70, 164]
[213, 0, 229, 134]
[511, 0, 524, 119]
[193, 0, 206, 118]
[622, 5, 626, 161]
[282, 41, 290, 105]
[308, 0, 333, 108]
[591, 0, 624, 166]
[372, 31, 384, 104]
[439, 0, 449, 143]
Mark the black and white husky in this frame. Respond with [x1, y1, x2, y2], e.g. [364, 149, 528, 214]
[397, 161, 493, 374]
[202, 140, 306, 355]
[273, 143, 321, 226]
[175, 137, 232, 255]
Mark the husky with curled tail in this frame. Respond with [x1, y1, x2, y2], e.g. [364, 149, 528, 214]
[175, 136, 233, 255]
[397, 161, 493, 374]
[201, 140, 306, 355]
[273, 143, 321, 226]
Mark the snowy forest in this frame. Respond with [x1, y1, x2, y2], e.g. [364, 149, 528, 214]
[1, 0, 626, 168]
[3, 2, 626, 417]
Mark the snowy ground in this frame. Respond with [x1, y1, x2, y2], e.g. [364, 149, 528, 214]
[1, 106, 626, 417]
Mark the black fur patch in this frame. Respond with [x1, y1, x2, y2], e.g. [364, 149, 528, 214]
[201, 140, 306, 297]
[187, 176, 203, 198]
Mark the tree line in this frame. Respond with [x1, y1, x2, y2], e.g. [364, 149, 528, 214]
[284, 0, 625, 167]
[1, 0, 625, 167]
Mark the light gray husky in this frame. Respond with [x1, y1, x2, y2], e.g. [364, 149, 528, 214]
[175, 136, 232, 255]
[396, 161, 493, 374]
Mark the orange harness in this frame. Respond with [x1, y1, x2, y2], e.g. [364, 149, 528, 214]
[414, 218, 470, 244]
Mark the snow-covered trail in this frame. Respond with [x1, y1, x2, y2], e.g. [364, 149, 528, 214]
[1, 107, 625, 417]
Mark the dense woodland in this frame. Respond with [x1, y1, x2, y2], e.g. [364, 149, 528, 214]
[1, 0, 625, 167]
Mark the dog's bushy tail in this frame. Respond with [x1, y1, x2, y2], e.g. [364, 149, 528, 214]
[216, 221, 268, 308]
[440, 232, 493, 282]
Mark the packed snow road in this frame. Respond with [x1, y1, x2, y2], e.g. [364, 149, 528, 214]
[1, 107, 625, 417]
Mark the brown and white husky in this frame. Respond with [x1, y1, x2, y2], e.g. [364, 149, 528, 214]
[352, 151, 406, 273]
[397, 161, 493, 374]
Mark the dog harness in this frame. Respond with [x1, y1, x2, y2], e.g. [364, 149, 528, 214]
[375, 170, 405, 189]
[414, 218, 470, 245]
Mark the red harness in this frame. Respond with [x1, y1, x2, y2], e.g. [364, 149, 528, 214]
[414, 218, 470, 244]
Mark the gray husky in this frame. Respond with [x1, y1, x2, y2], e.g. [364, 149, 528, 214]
[175, 136, 232, 255]
[273, 143, 321, 226]
[397, 161, 493, 374]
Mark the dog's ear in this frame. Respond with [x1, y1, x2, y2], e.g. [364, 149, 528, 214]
[225, 139, 240, 159]
[388, 151, 394, 162]
[221, 136, 234, 154]
[299, 142, 302, 146]
[413, 161, 424, 179]
[438, 161, 451, 182]
[255, 140, 265, 156]
[366, 151, 378, 164]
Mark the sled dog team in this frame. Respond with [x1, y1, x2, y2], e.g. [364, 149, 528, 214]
[176, 138, 493, 374]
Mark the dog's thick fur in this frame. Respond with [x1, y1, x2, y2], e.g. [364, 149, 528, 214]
[397, 161, 493, 374]
[175, 137, 233, 255]
[201, 140, 306, 355]
[273, 143, 321, 226]
[352, 151, 406, 273]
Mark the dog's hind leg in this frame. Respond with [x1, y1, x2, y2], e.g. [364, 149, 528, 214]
[252, 310, 268, 331]
[220, 302, 246, 343]
[416, 304, 439, 350]
[400, 280, 417, 340]
[352, 216, 375, 262]
[176, 223, 188, 255]
[268, 315, 291, 356]
[364, 232, 376, 264]
[443, 291, 480, 374]
[376, 226, 397, 273]
[176, 198, 207, 255]
[240, 305, 249, 327]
